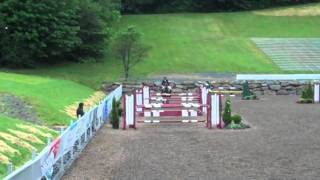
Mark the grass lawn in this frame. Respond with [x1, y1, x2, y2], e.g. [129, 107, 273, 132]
[118, 10, 320, 75]
[0, 72, 95, 125]
[6, 3, 320, 89]
[0, 115, 58, 179]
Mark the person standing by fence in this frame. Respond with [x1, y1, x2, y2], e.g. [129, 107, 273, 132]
[76, 102, 85, 118]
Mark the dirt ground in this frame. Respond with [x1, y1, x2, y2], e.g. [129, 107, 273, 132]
[63, 95, 320, 180]
[0, 93, 41, 124]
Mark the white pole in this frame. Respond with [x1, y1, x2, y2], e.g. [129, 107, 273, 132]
[314, 84, 320, 103]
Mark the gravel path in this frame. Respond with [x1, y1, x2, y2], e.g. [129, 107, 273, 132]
[63, 95, 320, 180]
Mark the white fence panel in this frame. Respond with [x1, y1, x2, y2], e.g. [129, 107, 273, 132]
[5, 85, 123, 180]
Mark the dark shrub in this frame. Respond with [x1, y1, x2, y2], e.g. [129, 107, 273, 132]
[110, 97, 122, 129]
[242, 81, 251, 99]
[223, 98, 232, 125]
[232, 115, 242, 124]
[301, 83, 313, 100]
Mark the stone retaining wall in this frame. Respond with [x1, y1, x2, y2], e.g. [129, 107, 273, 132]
[102, 80, 312, 96]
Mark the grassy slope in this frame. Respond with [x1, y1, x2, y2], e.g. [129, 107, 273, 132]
[5, 3, 320, 89]
[120, 12, 320, 75]
[0, 115, 58, 179]
[0, 72, 94, 125]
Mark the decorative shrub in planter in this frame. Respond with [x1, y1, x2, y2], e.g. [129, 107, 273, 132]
[231, 114, 242, 124]
[242, 81, 258, 100]
[222, 99, 249, 129]
[297, 83, 314, 104]
[110, 97, 122, 129]
[222, 98, 232, 125]
[225, 121, 250, 129]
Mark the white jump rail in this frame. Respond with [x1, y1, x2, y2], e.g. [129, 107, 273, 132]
[123, 86, 223, 129]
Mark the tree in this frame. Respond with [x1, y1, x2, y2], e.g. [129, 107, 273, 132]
[0, 0, 81, 67]
[113, 26, 150, 81]
[0, 0, 121, 67]
[69, 0, 121, 62]
[69, 0, 107, 61]
[121, 0, 318, 14]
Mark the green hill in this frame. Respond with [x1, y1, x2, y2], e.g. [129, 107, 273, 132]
[0, 72, 97, 177]
[0, 72, 95, 125]
[6, 3, 320, 88]
[119, 8, 320, 75]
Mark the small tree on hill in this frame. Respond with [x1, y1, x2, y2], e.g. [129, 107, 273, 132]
[113, 26, 151, 81]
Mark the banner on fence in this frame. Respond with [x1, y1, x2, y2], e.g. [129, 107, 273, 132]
[5, 85, 122, 180]
[41, 138, 61, 179]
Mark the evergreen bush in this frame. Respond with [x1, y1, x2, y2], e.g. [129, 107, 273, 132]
[110, 97, 122, 129]
[223, 98, 232, 125]
[301, 83, 313, 100]
[242, 81, 251, 98]
[242, 81, 258, 100]
[232, 114, 242, 124]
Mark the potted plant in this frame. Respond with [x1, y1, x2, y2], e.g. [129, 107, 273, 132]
[242, 81, 258, 100]
[222, 98, 232, 125]
[298, 83, 314, 104]
[222, 99, 250, 130]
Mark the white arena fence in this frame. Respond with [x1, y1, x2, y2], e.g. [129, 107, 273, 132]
[4, 86, 122, 180]
[237, 74, 320, 81]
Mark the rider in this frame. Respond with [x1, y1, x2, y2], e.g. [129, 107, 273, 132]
[161, 77, 171, 93]
[162, 77, 169, 86]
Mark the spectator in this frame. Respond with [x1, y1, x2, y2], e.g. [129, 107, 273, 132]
[76, 102, 85, 118]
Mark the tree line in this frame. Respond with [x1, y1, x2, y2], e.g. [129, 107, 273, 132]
[0, 0, 120, 67]
[122, 0, 320, 13]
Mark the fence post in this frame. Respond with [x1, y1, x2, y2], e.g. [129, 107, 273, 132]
[69, 120, 74, 160]
[7, 161, 13, 175]
[47, 137, 51, 146]
[84, 127, 87, 143]
[31, 148, 37, 160]
[60, 128, 65, 173]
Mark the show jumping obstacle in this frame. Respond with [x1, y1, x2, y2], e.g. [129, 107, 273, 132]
[123, 85, 224, 129]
